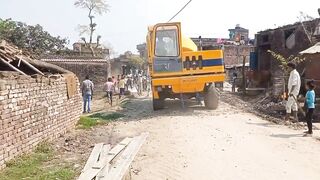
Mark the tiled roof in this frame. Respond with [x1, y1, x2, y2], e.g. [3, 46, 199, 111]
[41, 59, 109, 63]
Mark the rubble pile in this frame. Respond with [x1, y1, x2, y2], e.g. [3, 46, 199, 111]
[253, 96, 286, 118]
[222, 92, 303, 129]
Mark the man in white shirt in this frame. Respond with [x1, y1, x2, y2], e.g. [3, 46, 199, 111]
[285, 62, 301, 122]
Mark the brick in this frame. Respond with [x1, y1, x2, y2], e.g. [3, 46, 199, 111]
[0, 75, 82, 170]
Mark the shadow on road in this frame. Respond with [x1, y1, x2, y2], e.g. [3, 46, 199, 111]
[270, 133, 304, 138]
[246, 122, 274, 127]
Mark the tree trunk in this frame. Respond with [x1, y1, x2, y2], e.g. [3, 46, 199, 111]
[26, 57, 71, 74]
[88, 8, 94, 44]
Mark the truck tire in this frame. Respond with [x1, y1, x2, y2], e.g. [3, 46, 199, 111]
[204, 85, 219, 110]
[153, 98, 164, 111]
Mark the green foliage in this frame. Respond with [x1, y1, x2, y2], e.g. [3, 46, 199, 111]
[0, 18, 68, 56]
[129, 55, 145, 68]
[0, 142, 75, 180]
[78, 112, 124, 129]
[77, 116, 99, 129]
[90, 112, 125, 120]
[267, 50, 305, 74]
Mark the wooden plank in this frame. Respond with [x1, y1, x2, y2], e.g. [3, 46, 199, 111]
[82, 143, 104, 172]
[93, 144, 111, 169]
[107, 137, 133, 163]
[119, 137, 133, 145]
[105, 133, 149, 180]
[78, 143, 104, 180]
[78, 168, 102, 180]
[96, 145, 111, 179]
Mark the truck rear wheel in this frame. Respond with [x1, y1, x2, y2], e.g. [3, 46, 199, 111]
[204, 85, 219, 110]
[153, 98, 164, 111]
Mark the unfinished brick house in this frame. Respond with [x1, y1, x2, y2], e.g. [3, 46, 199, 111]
[0, 42, 82, 169]
[253, 18, 320, 95]
[42, 58, 110, 93]
[42, 42, 111, 93]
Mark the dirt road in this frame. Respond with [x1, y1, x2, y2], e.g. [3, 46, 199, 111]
[104, 95, 320, 180]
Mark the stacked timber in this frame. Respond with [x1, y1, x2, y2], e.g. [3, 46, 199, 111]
[78, 133, 148, 180]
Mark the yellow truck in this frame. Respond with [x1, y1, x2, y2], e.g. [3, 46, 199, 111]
[147, 22, 225, 110]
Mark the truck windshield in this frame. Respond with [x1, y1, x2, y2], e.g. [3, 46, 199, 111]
[155, 26, 179, 57]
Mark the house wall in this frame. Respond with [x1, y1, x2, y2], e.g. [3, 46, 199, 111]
[224, 45, 253, 66]
[304, 54, 320, 94]
[254, 19, 319, 93]
[256, 21, 318, 71]
[46, 61, 110, 92]
[0, 72, 82, 169]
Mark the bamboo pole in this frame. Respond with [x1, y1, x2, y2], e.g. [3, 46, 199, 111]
[17, 56, 44, 75]
[0, 57, 28, 76]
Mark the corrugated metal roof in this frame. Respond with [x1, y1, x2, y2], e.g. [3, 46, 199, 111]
[42, 59, 109, 63]
[300, 42, 320, 54]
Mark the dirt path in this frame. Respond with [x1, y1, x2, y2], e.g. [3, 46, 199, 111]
[104, 96, 320, 180]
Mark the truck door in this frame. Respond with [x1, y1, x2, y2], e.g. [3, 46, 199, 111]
[152, 23, 182, 74]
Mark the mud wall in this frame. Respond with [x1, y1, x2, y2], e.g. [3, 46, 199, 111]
[0, 72, 82, 169]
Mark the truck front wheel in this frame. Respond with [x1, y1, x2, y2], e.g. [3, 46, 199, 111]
[204, 85, 219, 110]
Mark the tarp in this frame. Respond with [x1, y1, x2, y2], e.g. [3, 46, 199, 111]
[300, 42, 320, 54]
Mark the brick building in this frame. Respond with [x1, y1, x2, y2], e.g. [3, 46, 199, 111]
[229, 24, 249, 43]
[42, 59, 110, 92]
[253, 18, 320, 95]
[42, 42, 111, 92]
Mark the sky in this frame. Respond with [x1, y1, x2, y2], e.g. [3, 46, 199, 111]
[0, 0, 319, 56]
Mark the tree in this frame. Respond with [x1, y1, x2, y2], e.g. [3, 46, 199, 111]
[297, 11, 319, 45]
[0, 18, 67, 57]
[129, 55, 145, 68]
[268, 50, 305, 74]
[75, 0, 109, 45]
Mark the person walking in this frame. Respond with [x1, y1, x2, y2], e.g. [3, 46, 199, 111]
[118, 75, 126, 99]
[112, 76, 117, 93]
[304, 80, 316, 135]
[232, 69, 237, 93]
[137, 74, 143, 96]
[285, 62, 301, 122]
[104, 77, 114, 106]
[81, 75, 94, 113]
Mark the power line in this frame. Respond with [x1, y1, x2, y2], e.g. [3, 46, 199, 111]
[167, 0, 193, 22]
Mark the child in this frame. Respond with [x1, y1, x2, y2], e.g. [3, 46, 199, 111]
[104, 77, 114, 106]
[305, 80, 316, 135]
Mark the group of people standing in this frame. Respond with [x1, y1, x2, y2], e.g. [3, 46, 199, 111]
[286, 62, 316, 135]
[103, 73, 150, 106]
[81, 73, 150, 113]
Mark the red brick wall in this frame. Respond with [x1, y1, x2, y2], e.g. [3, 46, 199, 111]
[224, 45, 252, 66]
[0, 72, 82, 169]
